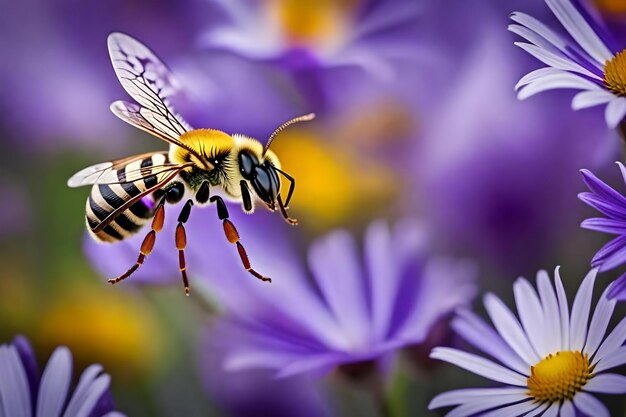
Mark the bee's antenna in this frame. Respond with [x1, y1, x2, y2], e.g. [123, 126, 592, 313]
[263, 113, 316, 155]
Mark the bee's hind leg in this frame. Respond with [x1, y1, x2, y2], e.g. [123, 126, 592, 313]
[109, 197, 166, 285]
[175, 199, 194, 296]
[210, 195, 271, 283]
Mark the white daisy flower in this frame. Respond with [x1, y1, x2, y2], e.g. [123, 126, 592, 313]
[429, 267, 626, 417]
[0, 336, 125, 417]
[509, 0, 626, 128]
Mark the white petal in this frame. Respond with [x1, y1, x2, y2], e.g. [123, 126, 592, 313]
[541, 402, 559, 417]
[569, 269, 597, 350]
[428, 387, 528, 408]
[62, 365, 103, 417]
[545, 0, 613, 64]
[440, 396, 530, 417]
[584, 373, 626, 394]
[480, 400, 541, 417]
[37, 347, 73, 417]
[508, 24, 562, 56]
[430, 347, 527, 386]
[524, 403, 550, 417]
[514, 42, 602, 79]
[560, 400, 575, 417]
[583, 287, 616, 357]
[67, 374, 110, 417]
[510, 12, 569, 52]
[515, 68, 566, 90]
[572, 392, 609, 417]
[594, 316, 626, 363]
[572, 90, 614, 110]
[514, 278, 550, 358]
[451, 310, 529, 375]
[0, 346, 31, 417]
[484, 293, 540, 365]
[517, 71, 600, 100]
[605, 98, 626, 129]
[594, 345, 626, 373]
[554, 267, 570, 350]
[536, 271, 561, 354]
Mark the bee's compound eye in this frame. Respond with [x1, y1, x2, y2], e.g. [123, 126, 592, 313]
[238, 151, 258, 179]
[165, 182, 184, 204]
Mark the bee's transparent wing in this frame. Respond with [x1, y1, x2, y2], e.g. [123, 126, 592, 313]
[108, 32, 191, 143]
[67, 151, 178, 187]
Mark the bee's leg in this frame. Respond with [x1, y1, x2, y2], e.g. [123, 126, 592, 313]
[277, 195, 298, 226]
[274, 167, 296, 207]
[175, 199, 194, 296]
[109, 197, 166, 285]
[210, 195, 271, 283]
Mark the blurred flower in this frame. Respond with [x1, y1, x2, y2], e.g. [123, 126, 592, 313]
[37, 286, 164, 380]
[0, 335, 125, 417]
[206, 219, 477, 378]
[200, 0, 422, 80]
[0, 181, 30, 237]
[510, 0, 626, 128]
[579, 162, 626, 300]
[201, 332, 331, 417]
[430, 267, 626, 417]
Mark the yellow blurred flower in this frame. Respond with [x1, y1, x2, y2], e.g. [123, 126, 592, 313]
[272, 128, 399, 231]
[269, 0, 359, 52]
[37, 285, 164, 381]
[594, 0, 626, 14]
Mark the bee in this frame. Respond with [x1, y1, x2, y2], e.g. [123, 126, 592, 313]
[68, 32, 314, 295]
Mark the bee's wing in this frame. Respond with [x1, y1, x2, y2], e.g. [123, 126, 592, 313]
[90, 163, 191, 234]
[108, 32, 191, 144]
[67, 151, 172, 188]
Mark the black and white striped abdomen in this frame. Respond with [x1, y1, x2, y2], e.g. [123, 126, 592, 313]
[86, 153, 168, 242]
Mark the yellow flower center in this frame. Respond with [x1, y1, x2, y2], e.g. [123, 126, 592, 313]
[527, 351, 593, 402]
[268, 0, 358, 52]
[594, 0, 626, 14]
[604, 49, 626, 97]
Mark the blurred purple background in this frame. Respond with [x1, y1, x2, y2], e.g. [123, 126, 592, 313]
[1, 0, 625, 416]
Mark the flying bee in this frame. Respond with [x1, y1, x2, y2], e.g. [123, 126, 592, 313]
[68, 32, 314, 295]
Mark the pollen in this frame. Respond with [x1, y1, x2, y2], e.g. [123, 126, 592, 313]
[527, 351, 593, 403]
[604, 50, 626, 97]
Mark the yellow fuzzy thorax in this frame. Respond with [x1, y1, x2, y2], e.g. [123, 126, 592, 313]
[171, 129, 234, 168]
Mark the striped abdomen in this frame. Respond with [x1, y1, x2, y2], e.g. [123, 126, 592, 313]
[86, 153, 168, 242]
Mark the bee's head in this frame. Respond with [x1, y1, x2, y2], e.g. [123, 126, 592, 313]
[238, 150, 281, 208]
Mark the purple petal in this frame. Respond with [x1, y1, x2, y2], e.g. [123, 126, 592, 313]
[581, 218, 626, 235]
[580, 169, 626, 209]
[607, 272, 626, 300]
[591, 235, 626, 271]
[37, 347, 72, 417]
[578, 193, 626, 221]
[11, 337, 39, 411]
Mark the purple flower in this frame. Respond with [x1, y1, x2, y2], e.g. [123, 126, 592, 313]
[429, 267, 626, 417]
[0, 336, 124, 417]
[579, 161, 626, 300]
[510, 0, 626, 128]
[203, 219, 477, 378]
[199, 0, 423, 79]
[201, 331, 331, 417]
